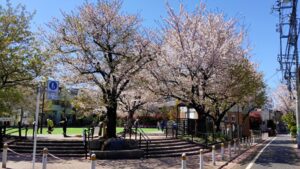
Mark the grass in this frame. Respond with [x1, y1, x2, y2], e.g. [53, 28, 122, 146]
[7, 127, 161, 136]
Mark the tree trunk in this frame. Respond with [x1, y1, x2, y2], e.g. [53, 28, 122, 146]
[196, 112, 207, 133]
[215, 119, 221, 132]
[106, 105, 117, 138]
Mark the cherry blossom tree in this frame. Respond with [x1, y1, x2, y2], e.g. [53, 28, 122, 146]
[47, 0, 157, 138]
[273, 84, 296, 114]
[148, 3, 265, 132]
[118, 72, 162, 127]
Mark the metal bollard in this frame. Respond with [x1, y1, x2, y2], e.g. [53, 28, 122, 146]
[252, 136, 255, 144]
[199, 149, 204, 169]
[42, 148, 48, 169]
[91, 154, 96, 169]
[228, 141, 231, 159]
[238, 139, 241, 154]
[247, 137, 250, 148]
[181, 153, 187, 169]
[234, 139, 237, 154]
[243, 138, 245, 148]
[2, 143, 7, 169]
[221, 143, 224, 160]
[212, 145, 216, 166]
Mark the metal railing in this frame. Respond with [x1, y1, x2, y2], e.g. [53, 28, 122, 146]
[122, 124, 151, 157]
[83, 127, 94, 159]
[136, 127, 150, 157]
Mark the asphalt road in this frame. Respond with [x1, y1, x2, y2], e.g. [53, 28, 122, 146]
[231, 134, 300, 169]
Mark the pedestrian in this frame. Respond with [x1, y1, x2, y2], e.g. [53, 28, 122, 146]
[60, 116, 68, 137]
[160, 120, 164, 131]
[133, 118, 139, 128]
[47, 118, 54, 134]
[157, 121, 161, 130]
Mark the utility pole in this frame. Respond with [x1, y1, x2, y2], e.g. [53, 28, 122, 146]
[274, 0, 300, 148]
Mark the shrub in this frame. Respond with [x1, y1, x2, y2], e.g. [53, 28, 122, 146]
[290, 125, 297, 138]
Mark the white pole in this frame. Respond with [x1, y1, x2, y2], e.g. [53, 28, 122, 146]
[234, 139, 237, 154]
[32, 84, 41, 169]
[228, 141, 231, 159]
[199, 149, 203, 169]
[181, 153, 186, 169]
[91, 154, 96, 169]
[42, 148, 48, 169]
[212, 145, 216, 166]
[2, 143, 8, 168]
[221, 143, 224, 160]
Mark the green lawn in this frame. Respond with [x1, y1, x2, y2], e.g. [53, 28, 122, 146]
[7, 127, 161, 136]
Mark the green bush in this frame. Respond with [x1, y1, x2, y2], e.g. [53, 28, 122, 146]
[290, 125, 297, 138]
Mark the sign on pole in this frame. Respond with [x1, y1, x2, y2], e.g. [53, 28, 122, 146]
[32, 84, 41, 169]
[47, 80, 59, 100]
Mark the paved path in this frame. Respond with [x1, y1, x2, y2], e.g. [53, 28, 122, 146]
[226, 134, 300, 169]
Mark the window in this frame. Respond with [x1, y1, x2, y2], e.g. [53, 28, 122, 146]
[231, 115, 236, 122]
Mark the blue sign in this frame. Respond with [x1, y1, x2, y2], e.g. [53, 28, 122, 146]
[47, 80, 59, 100]
[49, 81, 58, 90]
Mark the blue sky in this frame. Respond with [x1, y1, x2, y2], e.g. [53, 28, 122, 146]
[1, 0, 282, 90]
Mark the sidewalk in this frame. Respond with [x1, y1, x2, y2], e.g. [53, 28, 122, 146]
[1, 136, 268, 169]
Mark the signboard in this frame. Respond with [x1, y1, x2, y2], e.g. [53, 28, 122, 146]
[47, 80, 59, 100]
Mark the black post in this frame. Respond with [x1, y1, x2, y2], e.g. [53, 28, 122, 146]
[91, 127, 94, 140]
[146, 141, 149, 157]
[25, 126, 28, 139]
[139, 133, 142, 148]
[176, 105, 179, 138]
[18, 121, 21, 139]
[135, 126, 138, 140]
[84, 129, 87, 159]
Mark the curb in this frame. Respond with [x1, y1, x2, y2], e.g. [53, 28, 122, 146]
[218, 139, 270, 169]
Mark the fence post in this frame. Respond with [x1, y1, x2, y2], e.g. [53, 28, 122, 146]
[234, 139, 237, 154]
[238, 139, 241, 154]
[212, 145, 216, 166]
[91, 153, 96, 169]
[199, 149, 203, 169]
[247, 137, 250, 148]
[42, 148, 48, 169]
[181, 153, 187, 169]
[2, 143, 7, 168]
[221, 143, 224, 160]
[228, 141, 231, 160]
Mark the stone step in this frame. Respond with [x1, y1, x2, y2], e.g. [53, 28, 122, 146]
[141, 141, 191, 147]
[18, 153, 86, 158]
[143, 146, 202, 155]
[144, 144, 198, 151]
[146, 138, 181, 143]
[9, 145, 85, 150]
[146, 149, 205, 158]
[15, 142, 84, 146]
[11, 149, 85, 154]
[19, 140, 83, 143]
